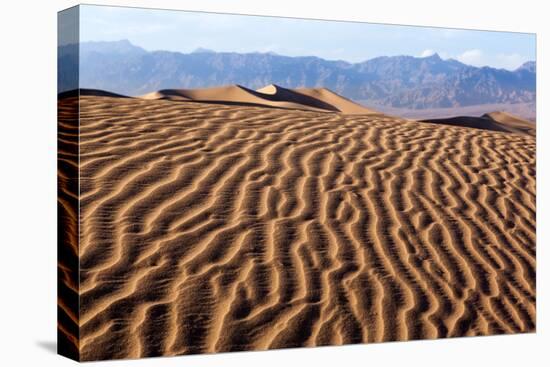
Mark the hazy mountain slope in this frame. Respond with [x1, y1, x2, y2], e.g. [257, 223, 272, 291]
[59, 40, 535, 112]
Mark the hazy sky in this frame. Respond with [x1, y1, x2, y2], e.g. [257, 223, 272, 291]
[79, 5, 536, 70]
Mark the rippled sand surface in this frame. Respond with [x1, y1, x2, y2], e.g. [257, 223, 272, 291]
[59, 95, 535, 361]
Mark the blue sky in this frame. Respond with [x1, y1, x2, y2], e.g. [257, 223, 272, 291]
[79, 4, 536, 70]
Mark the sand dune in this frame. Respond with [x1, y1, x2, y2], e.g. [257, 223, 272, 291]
[141, 84, 378, 115]
[421, 111, 536, 137]
[64, 92, 536, 361]
[294, 86, 378, 115]
[366, 102, 536, 122]
[484, 111, 537, 135]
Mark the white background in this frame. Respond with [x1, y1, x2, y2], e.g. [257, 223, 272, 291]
[0, 0, 546, 365]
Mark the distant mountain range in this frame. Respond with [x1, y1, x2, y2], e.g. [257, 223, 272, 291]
[58, 40, 536, 112]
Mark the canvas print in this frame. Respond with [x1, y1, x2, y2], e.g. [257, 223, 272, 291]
[57, 5, 536, 362]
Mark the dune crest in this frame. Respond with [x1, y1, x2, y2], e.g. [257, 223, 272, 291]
[141, 84, 378, 115]
[295, 87, 379, 115]
[484, 111, 536, 135]
[421, 111, 535, 136]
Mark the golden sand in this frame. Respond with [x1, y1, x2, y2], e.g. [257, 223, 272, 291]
[58, 90, 536, 361]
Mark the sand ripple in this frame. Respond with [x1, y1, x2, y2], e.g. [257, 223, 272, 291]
[65, 95, 535, 361]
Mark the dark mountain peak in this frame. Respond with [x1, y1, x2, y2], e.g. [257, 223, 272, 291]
[424, 52, 442, 61]
[366, 53, 444, 67]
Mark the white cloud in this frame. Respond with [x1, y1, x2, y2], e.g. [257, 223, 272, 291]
[420, 49, 436, 57]
[494, 53, 525, 70]
[454, 49, 529, 70]
[457, 49, 484, 66]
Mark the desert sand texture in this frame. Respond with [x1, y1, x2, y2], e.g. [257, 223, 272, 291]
[58, 93, 80, 360]
[64, 86, 535, 361]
